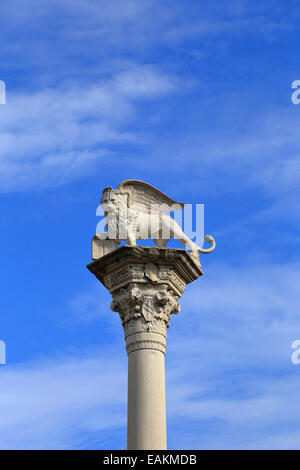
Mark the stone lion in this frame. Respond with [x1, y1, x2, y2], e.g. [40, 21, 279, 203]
[93, 180, 215, 265]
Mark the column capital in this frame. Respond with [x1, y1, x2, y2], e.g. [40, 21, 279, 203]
[87, 245, 202, 355]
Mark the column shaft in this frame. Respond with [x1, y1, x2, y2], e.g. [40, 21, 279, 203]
[127, 349, 167, 450]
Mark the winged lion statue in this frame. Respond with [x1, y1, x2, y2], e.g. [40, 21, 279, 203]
[92, 179, 215, 266]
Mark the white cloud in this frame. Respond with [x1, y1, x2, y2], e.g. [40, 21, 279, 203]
[147, 107, 300, 220]
[1, 0, 295, 76]
[0, 0, 298, 199]
[0, 350, 127, 449]
[170, 261, 300, 369]
[0, 66, 178, 191]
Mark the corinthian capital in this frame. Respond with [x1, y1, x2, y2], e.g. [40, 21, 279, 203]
[111, 282, 180, 355]
[87, 246, 202, 355]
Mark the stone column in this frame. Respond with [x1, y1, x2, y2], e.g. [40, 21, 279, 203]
[87, 245, 202, 450]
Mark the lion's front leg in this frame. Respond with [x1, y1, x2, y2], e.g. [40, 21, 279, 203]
[127, 228, 137, 246]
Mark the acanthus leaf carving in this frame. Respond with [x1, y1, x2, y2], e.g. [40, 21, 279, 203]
[110, 282, 181, 354]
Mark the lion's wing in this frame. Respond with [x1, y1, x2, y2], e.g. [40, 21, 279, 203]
[117, 179, 185, 213]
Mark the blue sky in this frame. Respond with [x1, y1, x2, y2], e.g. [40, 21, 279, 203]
[1, 0, 300, 449]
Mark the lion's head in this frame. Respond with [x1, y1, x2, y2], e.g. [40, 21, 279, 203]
[101, 188, 129, 240]
[101, 187, 120, 216]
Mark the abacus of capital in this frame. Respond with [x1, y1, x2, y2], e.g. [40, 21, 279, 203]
[87, 180, 215, 450]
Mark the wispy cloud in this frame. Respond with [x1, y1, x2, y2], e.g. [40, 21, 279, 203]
[171, 261, 300, 367]
[0, 351, 127, 449]
[1, 0, 298, 197]
[0, 66, 178, 191]
[1, 0, 297, 79]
